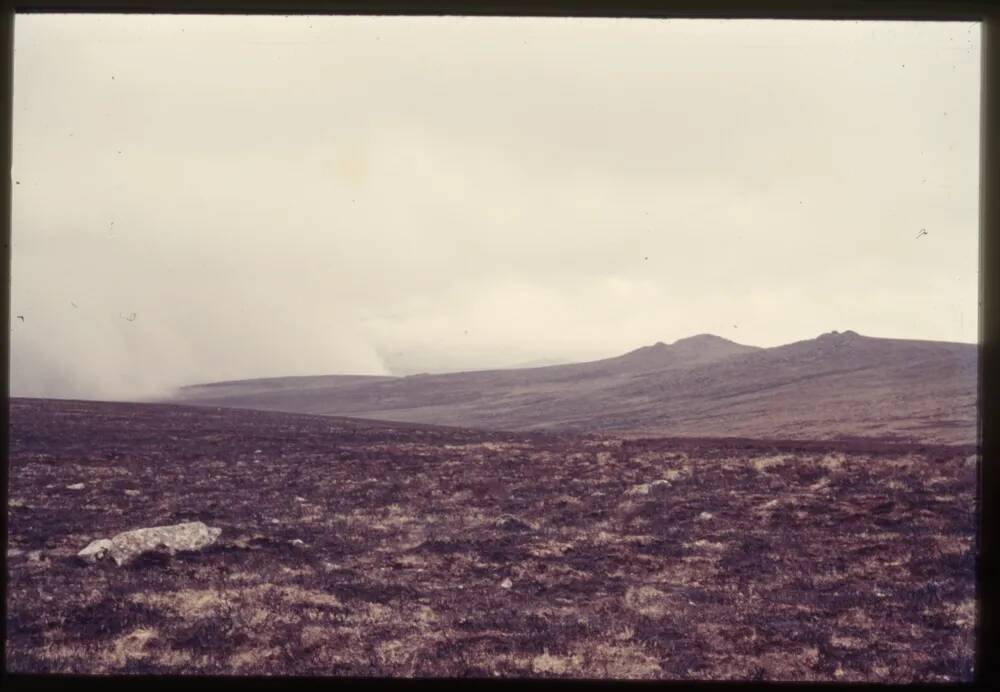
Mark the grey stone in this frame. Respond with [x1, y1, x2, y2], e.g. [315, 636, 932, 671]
[78, 538, 114, 563]
[626, 479, 671, 497]
[77, 521, 222, 567]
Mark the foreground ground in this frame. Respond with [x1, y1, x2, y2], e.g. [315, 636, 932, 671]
[6, 398, 977, 680]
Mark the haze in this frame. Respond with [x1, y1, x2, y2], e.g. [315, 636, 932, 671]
[10, 14, 981, 401]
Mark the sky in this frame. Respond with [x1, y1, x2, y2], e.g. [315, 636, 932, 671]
[10, 14, 982, 400]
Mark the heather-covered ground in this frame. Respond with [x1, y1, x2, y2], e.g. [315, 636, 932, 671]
[6, 398, 977, 680]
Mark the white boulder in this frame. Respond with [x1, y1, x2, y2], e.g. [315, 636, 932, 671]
[77, 521, 222, 566]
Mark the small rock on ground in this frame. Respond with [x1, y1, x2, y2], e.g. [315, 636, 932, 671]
[78, 539, 114, 564]
[626, 479, 671, 497]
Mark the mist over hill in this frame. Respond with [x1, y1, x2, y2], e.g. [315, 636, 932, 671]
[173, 331, 977, 444]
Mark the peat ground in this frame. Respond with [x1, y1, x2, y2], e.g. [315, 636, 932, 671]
[5, 398, 978, 680]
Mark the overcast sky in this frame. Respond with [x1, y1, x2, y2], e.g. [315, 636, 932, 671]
[10, 14, 981, 400]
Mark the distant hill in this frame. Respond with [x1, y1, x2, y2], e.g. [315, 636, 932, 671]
[172, 331, 977, 444]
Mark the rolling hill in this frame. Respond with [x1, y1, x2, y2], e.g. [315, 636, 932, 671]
[172, 331, 978, 444]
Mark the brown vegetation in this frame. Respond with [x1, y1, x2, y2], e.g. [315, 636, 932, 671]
[6, 398, 976, 680]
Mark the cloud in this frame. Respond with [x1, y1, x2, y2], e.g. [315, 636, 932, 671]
[10, 15, 981, 397]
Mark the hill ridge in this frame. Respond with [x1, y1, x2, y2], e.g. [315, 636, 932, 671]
[172, 331, 977, 444]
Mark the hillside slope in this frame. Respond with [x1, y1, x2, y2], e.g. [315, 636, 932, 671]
[173, 331, 977, 444]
